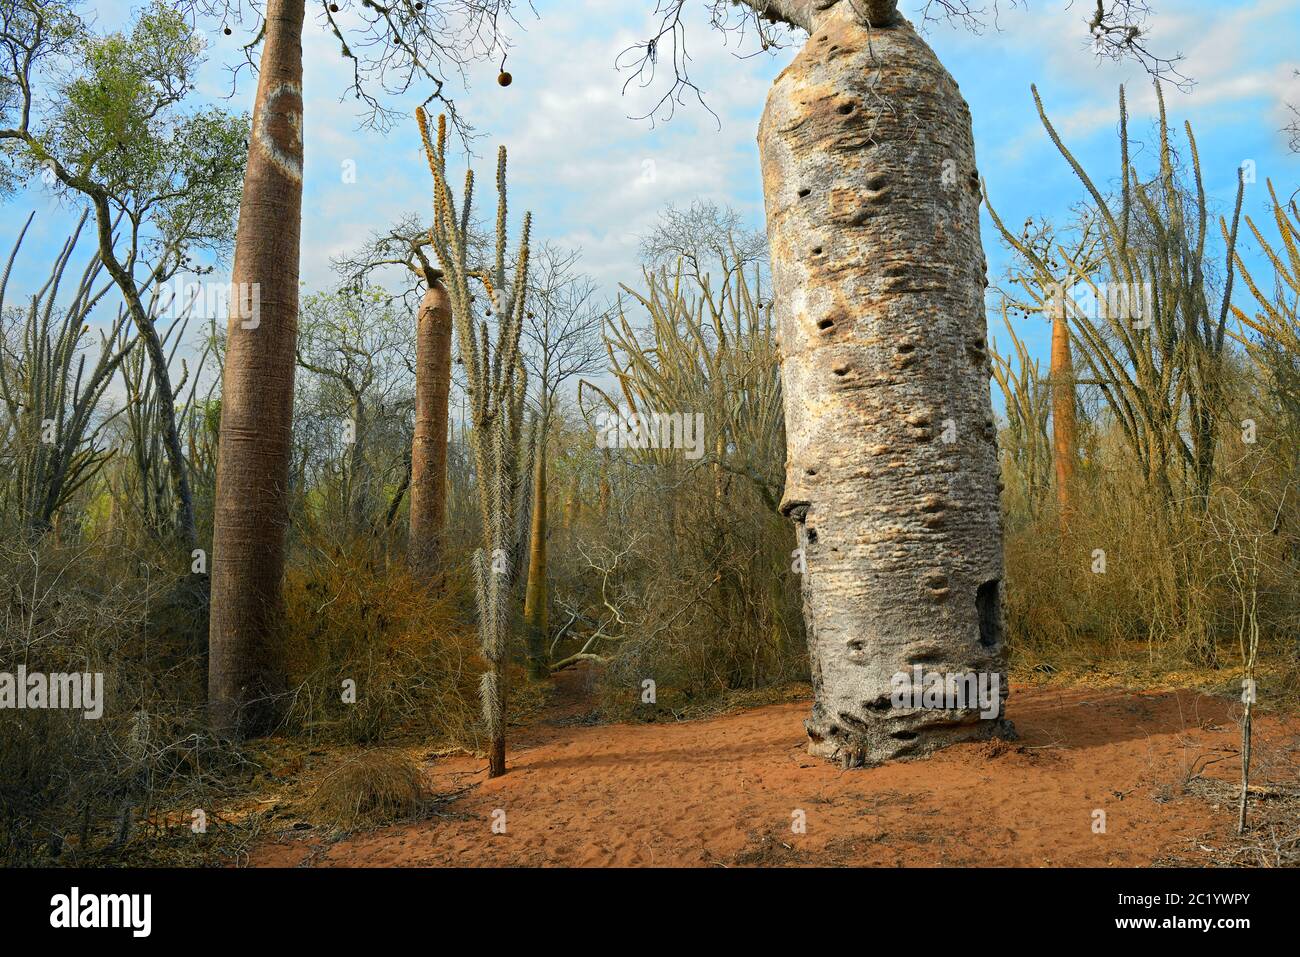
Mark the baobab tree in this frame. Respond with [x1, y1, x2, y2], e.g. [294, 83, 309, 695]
[985, 209, 1108, 530]
[333, 219, 455, 575]
[755, 0, 1015, 766]
[410, 271, 454, 578]
[206, 0, 307, 737]
[200, 0, 521, 736]
[619, 0, 1181, 765]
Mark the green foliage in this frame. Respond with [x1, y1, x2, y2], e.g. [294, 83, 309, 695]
[0, 0, 82, 195]
[48, 4, 246, 259]
[294, 286, 414, 534]
[2, 0, 247, 267]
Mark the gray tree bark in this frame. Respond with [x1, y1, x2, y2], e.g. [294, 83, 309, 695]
[757, 0, 1013, 766]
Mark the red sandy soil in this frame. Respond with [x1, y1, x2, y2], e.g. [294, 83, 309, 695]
[252, 668, 1300, 867]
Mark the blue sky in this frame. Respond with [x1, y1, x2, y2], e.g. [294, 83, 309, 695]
[4, 0, 1298, 384]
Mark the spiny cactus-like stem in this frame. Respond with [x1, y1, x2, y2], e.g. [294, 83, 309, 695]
[0, 213, 135, 535]
[416, 107, 533, 779]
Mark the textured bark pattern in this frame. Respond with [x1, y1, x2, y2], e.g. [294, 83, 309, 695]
[409, 279, 452, 575]
[208, 0, 305, 737]
[758, 2, 1011, 766]
[1049, 313, 1076, 526]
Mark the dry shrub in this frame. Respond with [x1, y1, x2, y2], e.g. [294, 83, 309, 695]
[552, 456, 806, 722]
[1002, 407, 1300, 702]
[280, 533, 483, 747]
[0, 529, 241, 866]
[554, 255, 807, 719]
[298, 748, 428, 832]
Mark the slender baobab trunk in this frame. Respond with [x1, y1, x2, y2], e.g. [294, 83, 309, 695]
[523, 425, 549, 678]
[417, 110, 532, 779]
[208, 0, 305, 737]
[758, 0, 1011, 766]
[1049, 312, 1077, 528]
[409, 278, 452, 576]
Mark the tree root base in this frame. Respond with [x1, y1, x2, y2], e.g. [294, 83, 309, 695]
[806, 713, 1017, 768]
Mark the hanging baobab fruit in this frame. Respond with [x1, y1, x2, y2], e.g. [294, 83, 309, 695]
[757, 0, 1012, 766]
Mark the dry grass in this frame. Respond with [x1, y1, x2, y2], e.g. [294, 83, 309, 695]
[280, 533, 484, 748]
[298, 748, 429, 833]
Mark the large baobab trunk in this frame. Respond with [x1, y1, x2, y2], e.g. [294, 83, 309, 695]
[1049, 313, 1077, 527]
[523, 432, 549, 678]
[757, 0, 1012, 766]
[409, 278, 453, 576]
[208, 0, 305, 737]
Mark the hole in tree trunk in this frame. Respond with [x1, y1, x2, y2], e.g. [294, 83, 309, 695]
[977, 579, 1001, 648]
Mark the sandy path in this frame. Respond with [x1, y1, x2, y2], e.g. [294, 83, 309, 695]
[252, 672, 1298, 867]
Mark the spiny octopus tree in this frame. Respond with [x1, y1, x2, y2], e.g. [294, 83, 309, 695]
[418, 109, 533, 778]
